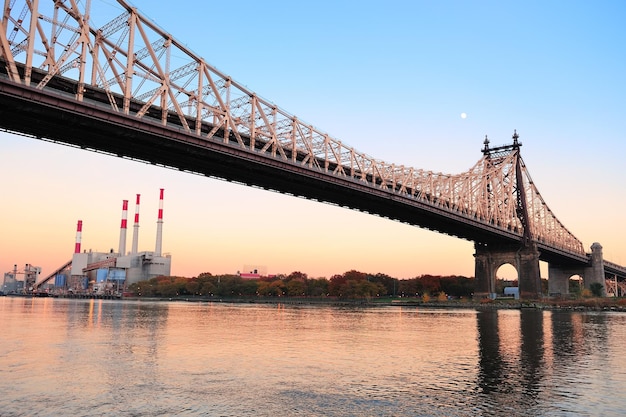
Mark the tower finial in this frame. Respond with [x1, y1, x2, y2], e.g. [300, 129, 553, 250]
[512, 129, 519, 146]
[483, 135, 490, 151]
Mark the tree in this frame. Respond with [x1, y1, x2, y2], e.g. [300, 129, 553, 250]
[306, 278, 328, 296]
[256, 279, 285, 296]
[420, 275, 442, 295]
[213, 275, 245, 296]
[569, 278, 582, 297]
[286, 279, 306, 296]
[269, 280, 286, 296]
[367, 273, 396, 296]
[286, 271, 308, 281]
[238, 279, 258, 296]
[398, 278, 420, 297]
[160, 282, 179, 297]
[344, 270, 366, 282]
[256, 280, 272, 296]
[440, 276, 473, 298]
[186, 280, 201, 295]
[328, 274, 347, 296]
[590, 282, 604, 297]
[200, 280, 217, 296]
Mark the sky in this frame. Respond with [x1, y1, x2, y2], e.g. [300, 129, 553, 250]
[1, 0, 625, 281]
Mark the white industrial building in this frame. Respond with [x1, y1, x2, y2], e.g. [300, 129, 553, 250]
[33, 189, 171, 296]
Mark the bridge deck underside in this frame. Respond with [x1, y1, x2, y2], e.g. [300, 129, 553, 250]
[0, 73, 587, 267]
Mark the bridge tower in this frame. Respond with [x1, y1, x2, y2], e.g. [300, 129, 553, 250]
[473, 132, 542, 300]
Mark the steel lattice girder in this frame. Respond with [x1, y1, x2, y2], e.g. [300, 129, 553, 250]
[0, 0, 585, 259]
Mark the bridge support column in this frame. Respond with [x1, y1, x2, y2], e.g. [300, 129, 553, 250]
[548, 266, 571, 296]
[473, 242, 542, 300]
[518, 245, 542, 299]
[473, 244, 496, 299]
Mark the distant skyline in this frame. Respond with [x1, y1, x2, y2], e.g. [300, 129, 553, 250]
[1, 0, 625, 281]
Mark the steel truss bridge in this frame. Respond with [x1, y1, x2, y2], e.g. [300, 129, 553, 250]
[1, 0, 624, 287]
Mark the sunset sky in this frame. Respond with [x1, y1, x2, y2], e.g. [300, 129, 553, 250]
[1, 0, 625, 281]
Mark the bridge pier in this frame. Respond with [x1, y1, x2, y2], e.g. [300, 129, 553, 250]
[474, 242, 542, 300]
[547, 266, 573, 296]
[548, 242, 606, 297]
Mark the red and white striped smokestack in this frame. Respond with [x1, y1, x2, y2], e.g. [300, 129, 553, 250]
[118, 199, 128, 255]
[74, 220, 83, 254]
[155, 188, 164, 256]
[131, 194, 140, 254]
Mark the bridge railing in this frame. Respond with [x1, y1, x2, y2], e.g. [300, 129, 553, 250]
[0, 0, 585, 258]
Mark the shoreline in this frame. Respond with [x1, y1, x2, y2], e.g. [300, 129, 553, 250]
[126, 296, 626, 311]
[7, 293, 626, 311]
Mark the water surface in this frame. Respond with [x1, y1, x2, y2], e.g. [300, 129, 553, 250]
[1, 298, 625, 416]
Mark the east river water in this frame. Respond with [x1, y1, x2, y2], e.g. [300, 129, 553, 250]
[1, 298, 626, 416]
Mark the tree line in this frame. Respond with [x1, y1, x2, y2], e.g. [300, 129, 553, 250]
[126, 270, 476, 299]
[126, 270, 602, 300]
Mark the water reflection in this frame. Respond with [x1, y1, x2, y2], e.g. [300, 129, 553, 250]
[476, 310, 505, 393]
[519, 309, 544, 398]
[475, 308, 625, 416]
[550, 310, 609, 360]
[476, 310, 545, 415]
[3, 299, 626, 416]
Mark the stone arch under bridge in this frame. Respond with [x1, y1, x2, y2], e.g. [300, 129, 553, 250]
[496, 263, 518, 281]
[473, 242, 542, 299]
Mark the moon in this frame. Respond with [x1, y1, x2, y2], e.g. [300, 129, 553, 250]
[460, 112, 467, 119]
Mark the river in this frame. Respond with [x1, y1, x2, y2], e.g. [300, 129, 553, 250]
[1, 297, 625, 416]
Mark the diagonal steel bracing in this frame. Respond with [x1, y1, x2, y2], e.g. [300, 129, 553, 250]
[0, 0, 587, 261]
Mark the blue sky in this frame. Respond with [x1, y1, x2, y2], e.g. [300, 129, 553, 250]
[1, 0, 624, 279]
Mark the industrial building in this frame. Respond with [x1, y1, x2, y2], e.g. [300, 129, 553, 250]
[27, 189, 172, 296]
[2, 264, 41, 294]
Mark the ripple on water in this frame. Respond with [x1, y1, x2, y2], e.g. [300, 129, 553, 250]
[2, 301, 626, 416]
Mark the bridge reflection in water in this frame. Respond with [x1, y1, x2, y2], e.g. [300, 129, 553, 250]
[1, 299, 625, 416]
[477, 308, 617, 415]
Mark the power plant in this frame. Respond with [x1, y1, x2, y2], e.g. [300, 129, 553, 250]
[3, 189, 171, 296]
[1, 264, 41, 294]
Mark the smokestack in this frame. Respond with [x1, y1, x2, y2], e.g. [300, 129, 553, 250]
[155, 188, 164, 256]
[131, 194, 140, 254]
[74, 220, 83, 254]
[118, 199, 128, 255]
